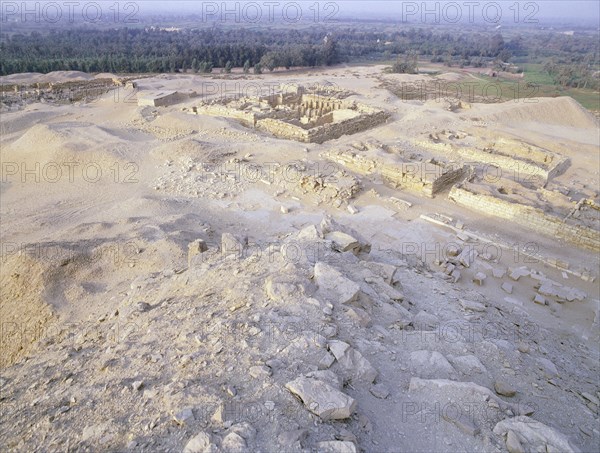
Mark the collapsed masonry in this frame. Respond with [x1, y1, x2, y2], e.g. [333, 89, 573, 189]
[188, 86, 389, 143]
[449, 183, 600, 252]
[323, 149, 468, 198]
[419, 132, 570, 188]
[322, 132, 597, 252]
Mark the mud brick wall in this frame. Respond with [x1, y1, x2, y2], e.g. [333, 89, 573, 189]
[323, 151, 465, 198]
[449, 186, 600, 252]
[257, 110, 388, 144]
[193, 105, 257, 126]
[416, 141, 557, 186]
[431, 166, 469, 194]
[305, 111, 389, 144]
[256, 118, 310, 141]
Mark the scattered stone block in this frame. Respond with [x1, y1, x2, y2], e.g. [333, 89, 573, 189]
[493, 416, 580, 453]
[450, 269, 461, 283]
[509, 267, 530, 281]
[317, 441, 358, 453]
[328, 340, 350, 361]
[492, 268, 507, 279]
[460, 299, 486, 312]
[188, 239, 208, 267]
[221, 432, 246, 451]
[457, 247, 477, 267]
[361, 261, 397, 284]
[326, 231, 360, 254]
[314, 262, 360, 305]
[183, 432, 216, 453]
[445, 263, 455, 275]
[505, 430, 524, 453]
[473, 272, 487, 286]
[410, 350, 456, 379]
[318, 352, 336, 370]
[501, 282, 514, 294]
[173, 408, 195, 425]
[249, 365, 272, 379]
[297, 225, 320, 241]
[450, 355, 487, 375]
[334, 345, 378, 384]
[533, 294, 546, 305]
[345, 307, 372, 327]
[285, 376, 356, 420]
[494, 381, 517, 397]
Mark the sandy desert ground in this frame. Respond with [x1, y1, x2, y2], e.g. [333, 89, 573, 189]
[1, 66, 599, 452]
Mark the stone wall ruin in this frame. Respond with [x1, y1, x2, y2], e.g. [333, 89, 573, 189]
[189, 86, 389, 144]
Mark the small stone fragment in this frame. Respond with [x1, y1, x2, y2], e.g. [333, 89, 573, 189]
[173, 408, 195, 425]
[188, 239, 208, 267]
[317, 441, 358, 453]
[318, 351, 336, 370]
[221, 432, 246, 451]
[370, 383, 390, 399]
[183, 432, 215, 453]
[249, 365, 272, 379]
[460, 299, 486, 312]
[473, 272, 487, 286]
[326, 231, 360, 254]
[285, 376, 356, 420]
[494, 381, 517, 397]
[505, 430, 524, 453]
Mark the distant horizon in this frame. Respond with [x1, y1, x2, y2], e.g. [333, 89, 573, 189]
[132, 0, 600, 25]
[6, 1, 600, 27]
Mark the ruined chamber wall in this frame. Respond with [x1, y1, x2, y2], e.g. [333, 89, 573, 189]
[449, 186, 600, 252]
[324, 150, 468, 197]
[256, 109, 388, 144]
[416, 140, 569, 186]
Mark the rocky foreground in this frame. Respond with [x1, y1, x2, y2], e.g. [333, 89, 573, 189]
[1, 217, 599, 452]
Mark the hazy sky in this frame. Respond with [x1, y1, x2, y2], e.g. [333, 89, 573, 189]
[132, 0, 600, 24]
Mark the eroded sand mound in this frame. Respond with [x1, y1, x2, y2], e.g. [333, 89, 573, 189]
[0, 254, 54, 369]
[0, 110, 65, 136]
[482, 96, 599, 129]
[0, 71, 94, 85]
[150, 137, 228, 162]
[4, 122, 138, 166]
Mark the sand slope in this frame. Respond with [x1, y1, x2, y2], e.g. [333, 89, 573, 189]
[481, 96, 599, 129]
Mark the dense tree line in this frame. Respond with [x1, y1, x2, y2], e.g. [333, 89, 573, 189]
[0, 27, 342, 75]
[1, 26, 514, 75]
[0, 25, 597, 78]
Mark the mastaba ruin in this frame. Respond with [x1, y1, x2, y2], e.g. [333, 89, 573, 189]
[186, 85, 389, 144]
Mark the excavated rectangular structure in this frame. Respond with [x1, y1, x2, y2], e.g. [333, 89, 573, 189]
[190, 88, 389, 144]
[324, 150, 468, 198]
[449, 184, 600, 252]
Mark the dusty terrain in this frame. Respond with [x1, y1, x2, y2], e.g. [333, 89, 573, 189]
[1, 66, 599, 452]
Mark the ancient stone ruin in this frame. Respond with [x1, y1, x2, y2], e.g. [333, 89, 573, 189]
[188, 85, 389, 143]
